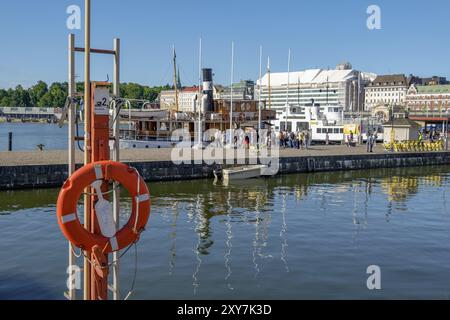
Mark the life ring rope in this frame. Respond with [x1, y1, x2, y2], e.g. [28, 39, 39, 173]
[57, 161, 151, 253]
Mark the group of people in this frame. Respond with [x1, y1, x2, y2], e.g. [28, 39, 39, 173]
[418, 129, 444, 143]
[211, 129, 273, 149]
[278, 130, 311, 149]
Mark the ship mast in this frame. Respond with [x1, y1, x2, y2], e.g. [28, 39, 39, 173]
[285, 49, 291, 131]
[229, 41, 235, 145]
[267, 56, 271, 110]
[198, 37, 202, 146]
[173, 45, 179, 112]
[258, 45, 263, 133]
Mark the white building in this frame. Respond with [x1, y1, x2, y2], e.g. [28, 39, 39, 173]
[159, 86, 201, 112]
[406, 84, 450, 113]
[256, 64, 374, 121]
[365, 75, 409, 110]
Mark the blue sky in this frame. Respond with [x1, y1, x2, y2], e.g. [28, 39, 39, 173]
[0, 0, 449, 89]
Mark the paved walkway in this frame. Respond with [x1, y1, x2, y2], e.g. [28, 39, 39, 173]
[0, 145, 444, 167]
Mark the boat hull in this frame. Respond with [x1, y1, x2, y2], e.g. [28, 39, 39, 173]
[222, 165, 265, 181]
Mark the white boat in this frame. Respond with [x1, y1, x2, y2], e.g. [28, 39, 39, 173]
[119, 139, 176, 149]
[309, 104, 346, 143]
[222, 165, 267, 182]
[274, 103, 346, 143]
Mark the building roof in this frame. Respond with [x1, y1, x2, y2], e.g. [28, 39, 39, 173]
[257, 68, 362, 86]
[369, 74, 408, 87]
[416, 84, 450, 94]
[382, 118, 420, 127]
[182, 86, 201, 93]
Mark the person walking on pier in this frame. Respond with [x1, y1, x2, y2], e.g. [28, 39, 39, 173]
[347, 131, 354, 147]
[279, 131, 285, 148]
[289, 131, 295, 148]
[418, 130, 423, 144]
[299, 131, 304, 150]
[304, 131, 310, 150]
[366, 131, 374, 153]
[295, 131, 300, 149]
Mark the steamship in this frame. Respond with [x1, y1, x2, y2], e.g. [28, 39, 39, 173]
[118, 68, 276, 149]
[117, 100, 276, 149]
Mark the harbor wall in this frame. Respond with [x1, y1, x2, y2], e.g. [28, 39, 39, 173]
[1, 152, 450, 190]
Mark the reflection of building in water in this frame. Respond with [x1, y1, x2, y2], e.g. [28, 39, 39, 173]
[420, 175, 444, 188]
[381, 174, 445, 203]
[150, 168, 449, 295]
[381, 176, 419, 202]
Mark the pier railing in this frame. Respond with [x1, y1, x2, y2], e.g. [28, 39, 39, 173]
[0, 107, 58, 116]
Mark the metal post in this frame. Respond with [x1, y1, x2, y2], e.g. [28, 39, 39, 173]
[258, 45, 262, 134]
[267, 57, 271, 110]
[67, 33, 77, 300]
[229, 41, 234, 146]
[112, 38, 121, 301]
[173, 45, 179, 112]
[198, 38, 202, 146]
[445, 119, 448, 151]
[285, 49, 291, 132]
[83, 0, 92, 301]
[444, 119, 448, 151]
[8, 132, 12, 151]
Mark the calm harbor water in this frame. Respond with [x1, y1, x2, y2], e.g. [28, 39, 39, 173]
[1, 166, 450, 299]
[0, 123, 76, 151]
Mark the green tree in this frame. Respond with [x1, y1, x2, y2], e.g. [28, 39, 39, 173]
[0, 89, 7, 105]
[1, 81, 173, 108]
[47, 82, 67, 108]
[0, 89, 6, 99]
[29, 81, 48, 107]
[143, 87, 158, 102]
[38, 92, 54, 108]
[123, 83, 144, 100]
[11, 85, 31, 107]
[0, 89, 11, 106]
[76, 82, 85, 93]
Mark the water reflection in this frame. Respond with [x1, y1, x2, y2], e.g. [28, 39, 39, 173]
[145, 166, 450, 293]
[280, 193, 289, 273]
[192, 195, 203, 294]
[224, 191, 233, 290]
[1, 166, 450, 298]
[169, 203, 178, 276]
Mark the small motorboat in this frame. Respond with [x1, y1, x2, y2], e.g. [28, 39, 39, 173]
[222, 165, 267, 182]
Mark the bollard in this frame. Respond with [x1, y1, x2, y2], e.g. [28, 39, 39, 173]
[8, 132, 12, 151]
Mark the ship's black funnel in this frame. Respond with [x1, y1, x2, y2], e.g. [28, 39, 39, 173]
[202, 68, 214, 112]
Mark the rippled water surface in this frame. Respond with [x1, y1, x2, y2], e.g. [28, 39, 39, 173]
[1, 166, 450, 299]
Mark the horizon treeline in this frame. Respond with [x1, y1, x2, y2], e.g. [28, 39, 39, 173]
[0, 81, 173, 108]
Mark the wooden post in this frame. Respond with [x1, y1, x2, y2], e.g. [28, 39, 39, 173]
[7, 132, 12, 151]
[90, 82, 111, 300]
[83, 0, 92, 301]
[67, 33, 77, 300]
[112, 38, 121, 300]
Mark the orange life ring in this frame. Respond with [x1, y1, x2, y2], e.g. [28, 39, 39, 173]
[56, 161, 151, 253]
